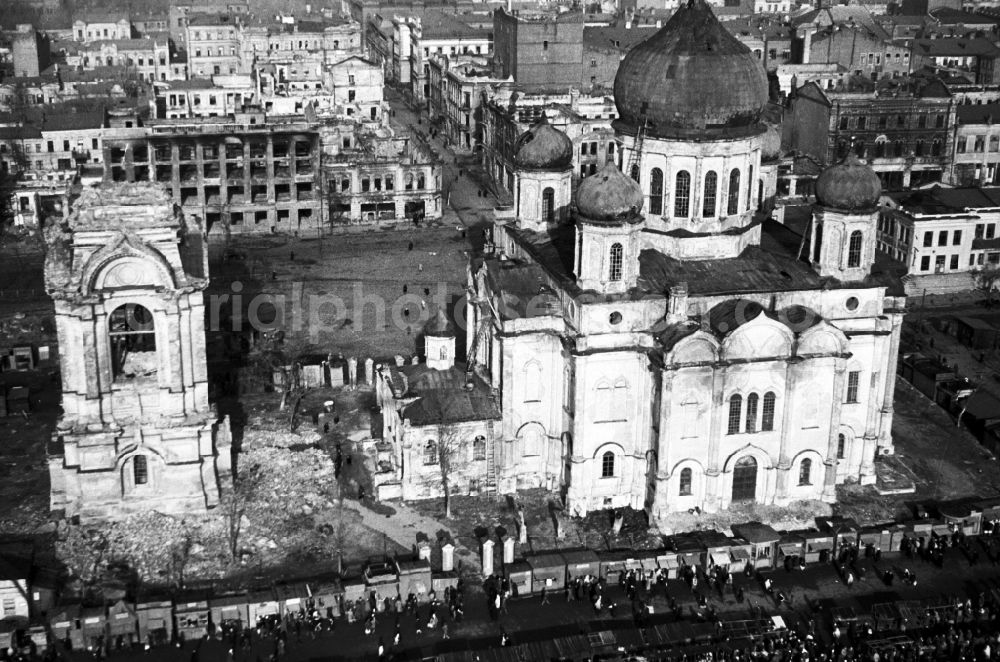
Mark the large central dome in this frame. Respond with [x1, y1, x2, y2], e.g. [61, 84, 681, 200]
[613, 0, 769, 139]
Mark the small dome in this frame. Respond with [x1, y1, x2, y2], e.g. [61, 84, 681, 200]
[815, 153, 882, 212]
[576, 163, 644, 224]
[613, 0, 768, 139]
[513, 120, 573, 170]
[761, 123, 782, 161]
[424, 309, 455, 337]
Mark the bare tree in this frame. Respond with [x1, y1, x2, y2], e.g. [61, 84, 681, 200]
[975, 267, 1000, 307]
[222, 462, 263, 561]
[425, 425, 470, 519]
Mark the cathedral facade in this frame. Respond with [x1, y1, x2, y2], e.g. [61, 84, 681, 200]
[462, 0, 905, 520]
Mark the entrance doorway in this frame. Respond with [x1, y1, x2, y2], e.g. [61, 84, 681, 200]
[732, 456, 757, 502]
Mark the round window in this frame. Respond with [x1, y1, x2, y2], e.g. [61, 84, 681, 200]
[845, 296, 859, 311]
[609, 311, 623, 325]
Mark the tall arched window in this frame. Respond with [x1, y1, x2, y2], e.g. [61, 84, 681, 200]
[837, 433, 846, 459]
[473, 436, 487, 461]
[747, 164, 754, 208]
[424, 440, 438, 465]
[745, 393, 759, 433]
[761, 392, 776, 431]
[133, 455, 148, 485]
[702, 171, 718, 217]
[813, 222, 823, 263]
[727, 168, 741, 215]
[727, 394, 742, 435]
[798, 458, 812, 485]
[541, 187, 555, 224]
[109, 303, 156, 381]
[649, 168, 664, 215]
[679, 468, 692, 495]
[674, 171, 691, 217]
[601, 451, 615, 478]
[608, 243, 623, 281]
[847, 231, 863, 268]
[439, 346, 448, 360]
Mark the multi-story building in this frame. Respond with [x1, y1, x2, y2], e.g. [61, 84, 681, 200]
[481, 88, 617, 196]
[785, 79, 956, 189]
[99, 108, 441, 234]
[492, 8, 584, 93]
[12, 24, 51, 78]
[322, 125, 443, 226]
[0, 105, 106, 176]
[155, 76, 256, 119]
[725, 16, 795, 72]
[582, 21, 660, 92]
[67, 38, 173, 82]
[393, 11, 491, 105]
[185, 13, 241, 77]
[879, 186, 1000, 293]
[950, 102, 1000, 185]
[427, 55, 511, 152]
[72, 13, 133, 42]
[797, 24, 912, 80]
[911, 37, 1000, 85]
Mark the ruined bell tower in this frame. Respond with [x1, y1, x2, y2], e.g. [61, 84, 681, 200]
[44, 183, 230, 521]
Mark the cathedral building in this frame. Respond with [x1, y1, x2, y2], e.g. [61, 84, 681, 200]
[44, 183, 231, 521]
[460, 0, 906, 520]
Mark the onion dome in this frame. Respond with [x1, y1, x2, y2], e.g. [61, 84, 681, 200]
[761, 123, 782, 161]
[576, 163, 644, 224]
[815, 153, 882, 212]
[513, 119, 573, 170]
[612, 0, 768, 139]
[424, 309, 455, 337]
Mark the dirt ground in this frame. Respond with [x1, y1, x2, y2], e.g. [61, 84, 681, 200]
[206, 226, 472, 362]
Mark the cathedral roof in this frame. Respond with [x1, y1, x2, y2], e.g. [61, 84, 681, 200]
[612, 0, 769, 139]
[512, 119, 574, 171]
[491, 215, 905, 305]
[576, 163, 645, 225]
[814, 153, 882, 212]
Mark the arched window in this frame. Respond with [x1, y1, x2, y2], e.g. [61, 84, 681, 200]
[612, 379, 628, 417]
[473, 435, 487, 461]
[133, 454, 148, 485]
[799, 458, 812, 485]
[745, 393, 759, 433]
[813, 222, 823, 263]
[727, 168, 741, 215]
[424, 440, 438, 465]
[674, 171, 691, 217]
[747, 164, 754, 208]
[601, 451, 615, 478]
[439, 346, 448, 360]
[109, 303, 156, 381]
[541, 187, 555, 224]
[608, 243, 623, 281]
[847, 231, 863, 268]
[630, 164, 639, 182]
[679, 468, 692, 495]
[727, 394, 742, 435]
[702, 171, 718, 217]
[761, 392, 776, 431]
[837, 433, 846, 459]
[649, 168, 663, 215]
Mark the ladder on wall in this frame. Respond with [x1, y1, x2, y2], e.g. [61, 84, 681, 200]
[625, 114, 648, 180]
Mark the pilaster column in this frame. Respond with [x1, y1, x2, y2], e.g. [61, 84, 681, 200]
[775, 356, 802, 499]
[823, 358, 848, 502]
[703, 367, 725, 512]
[878, 313, 904, 454]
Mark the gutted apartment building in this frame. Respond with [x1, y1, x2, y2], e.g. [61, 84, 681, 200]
[99, 109, 441, 234]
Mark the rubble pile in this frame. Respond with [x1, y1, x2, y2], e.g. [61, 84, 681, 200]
[54, 412, 369, 585]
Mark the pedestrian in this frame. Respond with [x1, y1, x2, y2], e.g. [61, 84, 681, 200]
[442, 623, 449, 639]
[377, 638, 385, 658]
[540, 586, 550, 605]
[846, 572, 854, 588]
